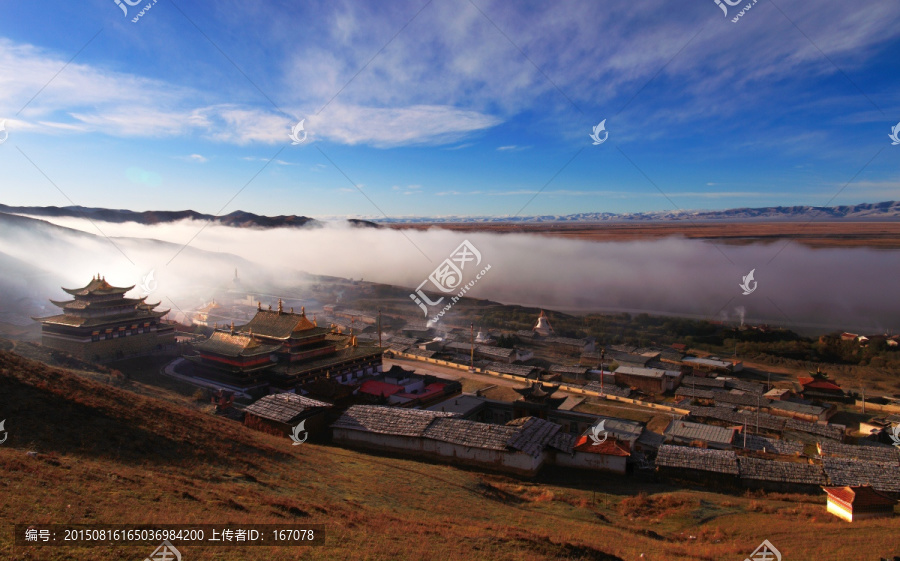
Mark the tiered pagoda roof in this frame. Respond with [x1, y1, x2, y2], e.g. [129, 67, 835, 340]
[34, 275, 170, 328]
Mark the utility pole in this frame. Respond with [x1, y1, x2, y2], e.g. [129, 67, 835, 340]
[861, 385, 866, 414]
[377, 309, 382, 348]
[470, 323, 475, 372]
[743, 420, 747, 448]
[600, 349, 605, 395]
[756, 393, 760, 435]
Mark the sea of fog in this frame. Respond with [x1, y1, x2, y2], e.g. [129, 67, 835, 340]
[4, 215, 899, 336]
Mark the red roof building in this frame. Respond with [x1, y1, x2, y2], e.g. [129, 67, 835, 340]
[359, 380, 404, 399]
[798, 376, 844, 397]
[823, 485, 897, 522]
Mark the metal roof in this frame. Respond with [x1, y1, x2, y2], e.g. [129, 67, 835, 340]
[655, 445, 739, 474]
[818, 441, 899, 463]
[244, 393, 331, 423]
[738, 434, 804, 455]
[738, 456, 826, 485]
[331, 405, 455, 437]
[665, 420, 735, 446]
[615, 365, 666, 379]
[822, 457, 900, 493]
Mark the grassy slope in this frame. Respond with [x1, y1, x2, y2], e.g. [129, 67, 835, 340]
[1, 350, 898, 561]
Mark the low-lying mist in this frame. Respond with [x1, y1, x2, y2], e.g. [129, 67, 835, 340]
[3, 214, 898, 335]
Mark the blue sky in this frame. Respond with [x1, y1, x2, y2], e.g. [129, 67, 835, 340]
[0, 0, 899, 218]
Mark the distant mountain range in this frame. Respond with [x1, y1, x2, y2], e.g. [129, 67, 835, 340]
[0, 204, 380, 229]
[2, 201, 899, 226]
[371, 201, 900, 223]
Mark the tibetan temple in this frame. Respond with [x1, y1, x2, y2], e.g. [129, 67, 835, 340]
[33, 275, 175, 361]
[186, 299, 384, 390]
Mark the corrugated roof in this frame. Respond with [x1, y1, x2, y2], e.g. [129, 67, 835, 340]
[331, 405, 455, 437]
[682, 376, 726, 388]
[504, 417, 561, 458]
[665, 420, 735, 446]
[244, 393, 331, 423]
[675, 387, 716, 399]
[738, 434, 804, 455]
[423, 418, 518, 452]
[688, 405, 787, 432]
[655, 445, 739, 474]
[615, 365, 666, 379]
[784, 418, 845, 441]
[818, 441, 899, 464]
[768, 400, 828, 416]
[548, 431, 576, 454]
[738, 457, 826, 485]
[822, 457, 900, 493]
[725, 379, 767, 393]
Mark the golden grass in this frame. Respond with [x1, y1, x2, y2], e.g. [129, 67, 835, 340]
[1, 350, 898, 560]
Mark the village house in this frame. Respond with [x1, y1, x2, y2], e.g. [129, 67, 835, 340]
[766, 399, 835, 423]
[331, 406, 570, 476]
[551, 435, 630, 474]
[655, 445, 740, 483]
[613, 365, 668, 394]
[681, 356, 740, 374]
[823, 485, 897, 522]
[243, 393, 331, 439]
[664, 419, 736, 449]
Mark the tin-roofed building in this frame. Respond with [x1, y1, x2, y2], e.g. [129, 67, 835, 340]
[33, 275, 175, 362]
[738, 456, 827, 493]
[664, 419, 736, 449]
[331, 405, 570, 476]
[243, 393, 331, 438]
[655, 445, 740, 481]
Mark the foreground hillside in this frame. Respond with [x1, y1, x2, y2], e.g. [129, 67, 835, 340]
[0, 351, 898, 560]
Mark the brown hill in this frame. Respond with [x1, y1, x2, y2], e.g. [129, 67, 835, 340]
[0, 350, 897, 560]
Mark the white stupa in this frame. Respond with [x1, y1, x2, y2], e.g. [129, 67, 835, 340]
[475, 329, 493, 344]
[533, 310, 554, 336]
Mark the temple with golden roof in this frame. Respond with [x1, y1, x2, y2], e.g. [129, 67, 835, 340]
[33, 275, 175, 362]
[186, 299, 384, 390]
